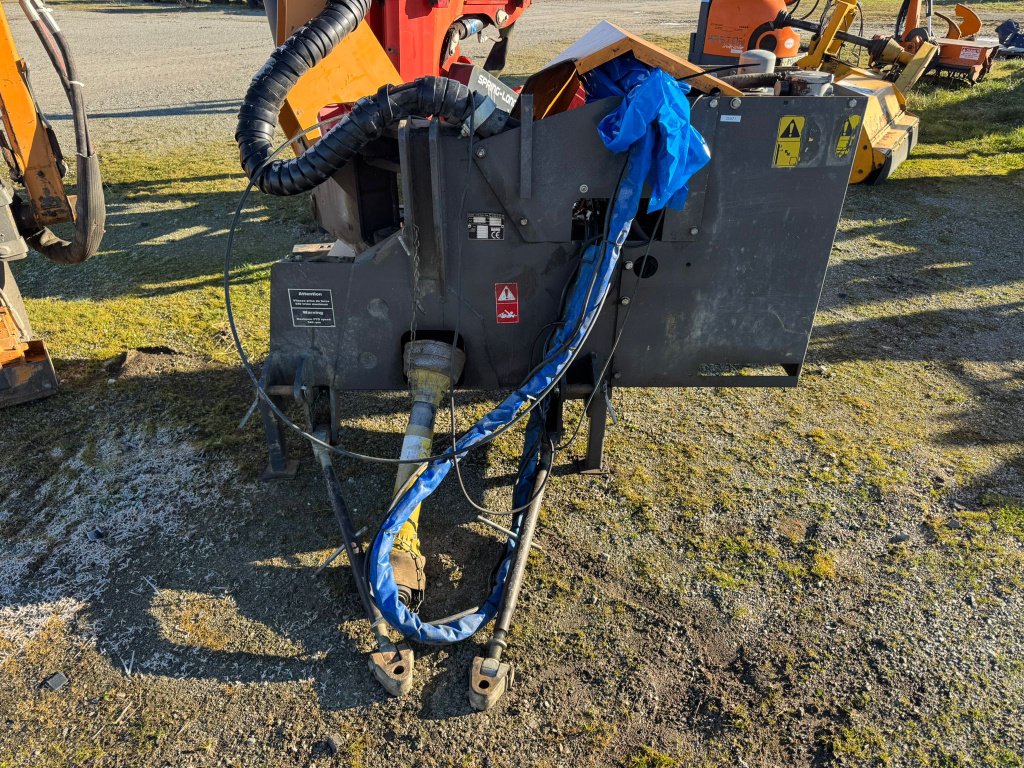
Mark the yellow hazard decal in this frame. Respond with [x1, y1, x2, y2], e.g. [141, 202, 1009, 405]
[835, 114, 862, 159]
[773, 115, 805, 168]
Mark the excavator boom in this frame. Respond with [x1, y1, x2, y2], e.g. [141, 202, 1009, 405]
[0, 1, 104, 408]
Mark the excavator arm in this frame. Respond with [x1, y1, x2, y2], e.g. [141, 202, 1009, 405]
[0, 0, 104, 407]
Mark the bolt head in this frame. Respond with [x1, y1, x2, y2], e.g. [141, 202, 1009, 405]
[613, 371, 622, 380]
[730, 97, 742, 109]
[519, 217, 529, 226]
[579, 184, 589, 194]
[621, 297, 631, 306]
[709, 98, 719, 108]
[623, 261, 634, 271]
[476, 148, 487, 158]
[496, 9, 509, 25]
[848, 99, 858, 108]
[689, 227, 699, 236]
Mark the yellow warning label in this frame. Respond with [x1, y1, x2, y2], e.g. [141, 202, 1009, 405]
[773, 115, 805, 168]
[835, 115, 862, 159]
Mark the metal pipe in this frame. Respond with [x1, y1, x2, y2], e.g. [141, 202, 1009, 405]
[311, 435, 392, 650]
[485, 444, 552, 663]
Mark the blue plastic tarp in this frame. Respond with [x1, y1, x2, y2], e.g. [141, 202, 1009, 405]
[367, 59, 711, 645]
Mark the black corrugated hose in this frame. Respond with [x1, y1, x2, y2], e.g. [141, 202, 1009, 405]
[236, 0, 483, 196]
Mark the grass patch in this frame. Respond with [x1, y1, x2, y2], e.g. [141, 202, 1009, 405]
[811, 551, 839, 581]
[630, 747, 681, 768]
[823, 723, 893, 764]
[901, 60, 1024, 180]
[15, 140, 314, 368]
[859, 0, 1021, 22]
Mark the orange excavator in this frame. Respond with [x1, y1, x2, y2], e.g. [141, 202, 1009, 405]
[0, 0, 105, 407]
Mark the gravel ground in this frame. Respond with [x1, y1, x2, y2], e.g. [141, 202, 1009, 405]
[11, 1, 702, 151]
[2, 3, 1023, 768]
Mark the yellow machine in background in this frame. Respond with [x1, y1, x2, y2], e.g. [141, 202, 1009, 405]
[788, 0, 937, 183]
[690, 0, 936, 183]
[0, 0, 104, 407]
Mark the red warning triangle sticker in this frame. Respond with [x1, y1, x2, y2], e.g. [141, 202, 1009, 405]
[498, 286, 516, 302]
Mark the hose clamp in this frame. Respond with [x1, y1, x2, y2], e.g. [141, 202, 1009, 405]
[462, 97, 497, 138]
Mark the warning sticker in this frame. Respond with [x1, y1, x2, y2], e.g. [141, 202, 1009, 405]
[835, 114, 862, 159]
[773, 115, 805, 168]
[959, 46, 981, 61]
[289, 288, 335, 328]
[495, 282, 520, 325]
[468, 213, 505, 241]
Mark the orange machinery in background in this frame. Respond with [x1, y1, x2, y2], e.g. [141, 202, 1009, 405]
[689, 0, 803, 63]
[0, 1, 104, 408]
[689, 0, 936, 184]
[897, 0, 1000, 85]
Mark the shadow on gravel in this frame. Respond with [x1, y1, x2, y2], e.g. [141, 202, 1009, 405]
[810, 165, 1024, 511]
[13, 152, 312, 303]
[92, 3, 266, 17]
[2, 353, 537, 714]
[47, 99, 241, 121]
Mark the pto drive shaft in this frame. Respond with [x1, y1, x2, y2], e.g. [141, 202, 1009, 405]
[390, 340, 466, 608]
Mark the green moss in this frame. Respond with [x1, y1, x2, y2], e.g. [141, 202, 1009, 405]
[979, 493, 1024, 540]
[823, 723, 893, 764]
[811, 551, 838, 581]
[630, 747, 681, 768]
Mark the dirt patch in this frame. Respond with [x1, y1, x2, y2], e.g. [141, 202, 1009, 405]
[1, 4, 1024, 768]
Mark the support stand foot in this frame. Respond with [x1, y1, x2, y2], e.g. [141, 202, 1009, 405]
[574, 459, 610, 476]
[469, 655, 513, 711]
[369, 644, 415, 697]
[260, 459, 299, 481]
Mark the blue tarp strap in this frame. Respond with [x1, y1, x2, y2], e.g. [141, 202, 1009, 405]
[367, 61, 711, 645]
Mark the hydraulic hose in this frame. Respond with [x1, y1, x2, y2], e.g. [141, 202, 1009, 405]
[236, 0, 485, 196]
[718, 72, 784, 89]
[21, 153, 103, 265]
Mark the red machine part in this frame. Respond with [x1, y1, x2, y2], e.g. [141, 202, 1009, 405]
[363, 0, 531, 80]
[272, 0, 532, 148]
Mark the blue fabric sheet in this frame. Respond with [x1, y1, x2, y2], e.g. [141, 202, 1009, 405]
[367, 60, 711, 645]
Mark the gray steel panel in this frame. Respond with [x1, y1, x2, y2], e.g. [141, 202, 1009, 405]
[268, 91, 866, 392]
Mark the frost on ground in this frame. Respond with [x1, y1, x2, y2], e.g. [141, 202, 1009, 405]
[0, 427, 248, 649]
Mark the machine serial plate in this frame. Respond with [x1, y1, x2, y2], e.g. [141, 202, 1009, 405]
[468, 213, 505, 241]
[288, 288, 335, 328]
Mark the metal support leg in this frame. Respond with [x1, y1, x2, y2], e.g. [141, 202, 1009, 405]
[257, 358, 297, 481]
[469, 443, 553, 711]
[311, 434, 413, 697]
[581, 382, 610, 475]
[259, 398, 298, 480]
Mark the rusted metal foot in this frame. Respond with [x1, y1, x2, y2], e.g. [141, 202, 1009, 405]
[468, 655, 513, 711]
[368, 644, 414, 697]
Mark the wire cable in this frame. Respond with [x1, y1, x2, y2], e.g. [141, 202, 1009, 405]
[798, 0, 822, 21]
[557, 210, 665, 453]
[225, 121, 612, 466]
[445, 159, 630, 518]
